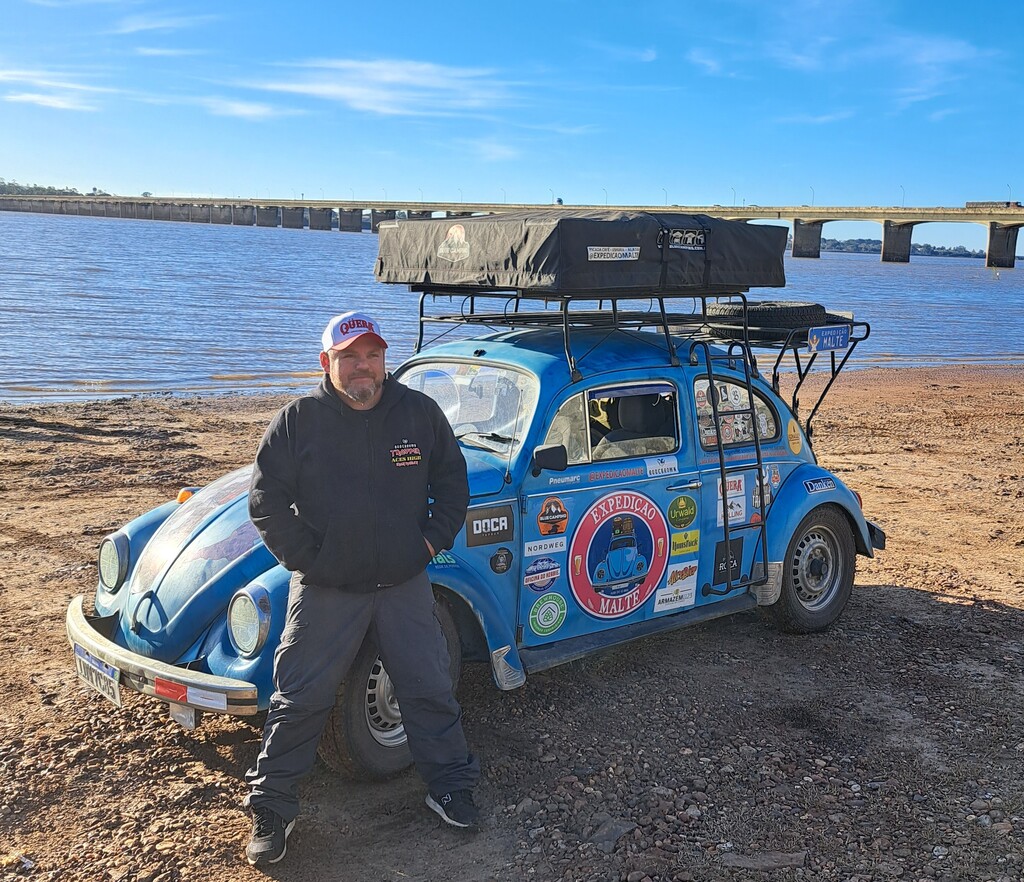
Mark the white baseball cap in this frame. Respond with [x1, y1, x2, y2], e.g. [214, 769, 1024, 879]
[321, 311, 388, 352]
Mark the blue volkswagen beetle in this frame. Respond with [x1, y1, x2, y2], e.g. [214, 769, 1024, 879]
[67, 211, 885, 779]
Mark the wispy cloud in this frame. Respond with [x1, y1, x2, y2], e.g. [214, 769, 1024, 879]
[0, 67, 118, 93]
[112, 13, 217, 35]
[4, 91, 97, 110]
[246, 58, 512, 117]
[581, 40, 657, 64]
[135, 47, 202, 57]
[775, 110, 854, 125]
[198, 97, 297, 120]
[928, 107, 959, 122]
[26, 0, 133, 6]
[686, 48, 722, 75]
[460, 137, 520, 162]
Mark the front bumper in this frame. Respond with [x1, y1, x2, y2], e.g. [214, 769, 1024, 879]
[66, 595, 259, 715]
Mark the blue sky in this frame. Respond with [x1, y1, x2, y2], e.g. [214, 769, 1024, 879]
[2, 0, 1020, 248]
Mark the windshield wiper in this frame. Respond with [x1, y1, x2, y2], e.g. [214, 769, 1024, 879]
[456, 430, 516, 451]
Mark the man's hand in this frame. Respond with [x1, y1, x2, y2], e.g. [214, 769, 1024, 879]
[425, 537, 436, 557]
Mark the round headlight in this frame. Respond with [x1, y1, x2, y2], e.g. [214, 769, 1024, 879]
[228, 587, 270, 657]
[98, 534, 129, 591]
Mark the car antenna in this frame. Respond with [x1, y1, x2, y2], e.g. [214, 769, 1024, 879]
[504, 386, 524, 485]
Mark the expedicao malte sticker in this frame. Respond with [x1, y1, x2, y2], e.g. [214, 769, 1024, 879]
[568, 490, 669, 619]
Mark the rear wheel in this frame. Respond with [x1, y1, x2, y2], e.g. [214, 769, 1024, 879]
[317, 594, 462, 780]
[762, 505, 855, 633]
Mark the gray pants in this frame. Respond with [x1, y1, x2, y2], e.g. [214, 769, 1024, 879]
[246, 570, 479, 822]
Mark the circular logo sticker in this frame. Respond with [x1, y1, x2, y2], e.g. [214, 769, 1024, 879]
[667, 495, 698, 529]
[786, 419, 802, 454]
[568, 490, 670, 619]
[524, 557, 561, 592]
[537, 497, 569, 535]
[529, 593, 567, 637]
[489, 547, 513, 574]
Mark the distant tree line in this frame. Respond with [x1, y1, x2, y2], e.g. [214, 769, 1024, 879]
[819, 237, 985, 259]
[0, 178, 110, 196]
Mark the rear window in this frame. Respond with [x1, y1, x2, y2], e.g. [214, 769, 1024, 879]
[694, 378, 778, 449]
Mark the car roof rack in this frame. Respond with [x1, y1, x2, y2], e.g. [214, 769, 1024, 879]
[409, 286, 869, 441]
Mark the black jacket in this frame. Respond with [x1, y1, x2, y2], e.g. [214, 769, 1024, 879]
[249, 375, 469, 591]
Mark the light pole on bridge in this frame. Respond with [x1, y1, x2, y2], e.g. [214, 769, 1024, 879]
[809, 186, 815, 206]
[500, 187, 506, 203]
[548, 188, 555, 204]
[602, 188, 608, 205]
[662, 188, 668, 206]
[900, 185, 905, 208]
[731, 187, 736, 207]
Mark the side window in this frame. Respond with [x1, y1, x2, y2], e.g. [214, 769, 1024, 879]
[590, 383, 679, 462]
[694, 378, 778, 449]
[543, 393, 589, 465]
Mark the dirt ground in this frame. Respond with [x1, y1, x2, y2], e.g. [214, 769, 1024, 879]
[1, 366, 1022, 882]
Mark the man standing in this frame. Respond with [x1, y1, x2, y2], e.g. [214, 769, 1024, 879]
[244, 311, 479, 866]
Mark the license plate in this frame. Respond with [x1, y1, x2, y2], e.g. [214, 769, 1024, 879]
[74, 644, 122, 707]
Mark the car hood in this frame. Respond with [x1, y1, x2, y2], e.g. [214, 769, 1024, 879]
[464, 449, 508, 498]
[119, 467, 277, 660]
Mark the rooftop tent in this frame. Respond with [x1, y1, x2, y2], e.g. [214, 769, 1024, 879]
[375, 209, 787, 294]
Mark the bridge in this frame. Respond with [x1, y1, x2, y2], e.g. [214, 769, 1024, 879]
[1, 196, 1021, 268]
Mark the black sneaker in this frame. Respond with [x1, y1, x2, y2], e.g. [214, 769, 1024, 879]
[246, 805, 295, 865]
[425, 789, 480, 830]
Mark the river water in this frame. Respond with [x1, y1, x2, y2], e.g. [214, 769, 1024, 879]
[1, 211, 1021, 403]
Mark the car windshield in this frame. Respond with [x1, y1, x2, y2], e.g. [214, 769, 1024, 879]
[397, 361, 540, 455]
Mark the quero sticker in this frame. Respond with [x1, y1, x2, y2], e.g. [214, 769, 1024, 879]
[529, 593, 567, 637]
[568, 490, 669, 619]
[524, 557, 561, 591]
[667, 495, 697, 529]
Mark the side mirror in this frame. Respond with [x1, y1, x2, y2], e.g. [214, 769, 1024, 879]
[531, 444, 568, 476]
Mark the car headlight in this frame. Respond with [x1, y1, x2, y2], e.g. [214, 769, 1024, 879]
[227, 586, 271, 658]
[98, 533, 130, 591]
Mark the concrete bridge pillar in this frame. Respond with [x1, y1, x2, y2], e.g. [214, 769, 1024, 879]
[211, 205, 233, 224]
[791, 219, 824, 258]
[120, 202, 137, 219]
[986, 223, 1019, 269]
[137, 203, 154, 220]
[256, 206, 279, 227]
[308, 208, 332, 230]
[170, 203, 190, 222]
[233, 205, 255, 225]
[153, 203, 172, 221]
[281, 207, 305, 229]
[370, 209, 396, 232]
[408, 210, 433, 220]
[337, 209, 362, 232]
[105, 202, 120, 218]
[881, 221, 915, 263]
[190, 203, 211, 223]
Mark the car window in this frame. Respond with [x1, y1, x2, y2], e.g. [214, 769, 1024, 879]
[543, 393, 590, 465]
[589, 383, 679, 462]
[399, 361, 539, 455]
[694, 378, 778, 449]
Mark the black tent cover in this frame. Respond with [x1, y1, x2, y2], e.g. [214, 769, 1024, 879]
[375, 209, 787, 295]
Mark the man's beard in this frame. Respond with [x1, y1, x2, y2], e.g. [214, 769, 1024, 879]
[340, 376, 381, 404]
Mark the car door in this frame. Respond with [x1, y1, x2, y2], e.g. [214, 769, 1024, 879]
[517, 377, 706, 648]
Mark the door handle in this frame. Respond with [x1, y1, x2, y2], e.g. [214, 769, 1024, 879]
[667, 479, 702, 491]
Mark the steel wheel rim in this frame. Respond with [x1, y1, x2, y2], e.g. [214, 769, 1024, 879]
[791, 524, 842, 611]
[364, 658, 406, 748]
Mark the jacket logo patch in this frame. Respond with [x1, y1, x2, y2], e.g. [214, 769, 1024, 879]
[390, 440, 422, 467]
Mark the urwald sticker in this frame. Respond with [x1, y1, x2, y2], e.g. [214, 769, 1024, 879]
[524, 557, 561, 592]
[713, 537, 743, 585]
[537, 497, 569, 535]
[670, 530, 700, 558]
[525, 537, 567, 557]
[466, 504, 515, 547]
[568, 490, 669, 619]
[529, 593, 567, 637]
[667, 495, 697, 529]
[804, 477, 837, 494]
[489, 547, 513, 575]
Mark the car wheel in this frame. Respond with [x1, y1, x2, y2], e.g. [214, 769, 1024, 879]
[317, 593, 462, 780]
[762, 504, 855, 633]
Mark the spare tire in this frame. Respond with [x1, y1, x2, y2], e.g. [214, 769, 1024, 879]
[705, 301, 827, 329]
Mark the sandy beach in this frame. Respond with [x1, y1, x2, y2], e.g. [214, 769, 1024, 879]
[1, 366, 1022, 881]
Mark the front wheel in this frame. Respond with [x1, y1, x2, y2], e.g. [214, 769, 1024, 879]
[317, 593, 462, 780]
[762, 505, 855, 633]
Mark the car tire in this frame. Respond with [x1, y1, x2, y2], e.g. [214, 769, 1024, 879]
[762, 504, 855, 633]
[704, 300, 828, 328]
[317, 593, 462, 780]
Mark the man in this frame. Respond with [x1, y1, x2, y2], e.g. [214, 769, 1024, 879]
[244, 311, 479, 866]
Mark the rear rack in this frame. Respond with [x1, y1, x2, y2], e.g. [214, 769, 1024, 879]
[410, 286, 868, 441]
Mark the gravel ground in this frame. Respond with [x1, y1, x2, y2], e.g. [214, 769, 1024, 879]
[1, 366, 1022, 881]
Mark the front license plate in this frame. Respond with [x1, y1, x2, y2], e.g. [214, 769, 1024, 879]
[74, 644, 122, 707]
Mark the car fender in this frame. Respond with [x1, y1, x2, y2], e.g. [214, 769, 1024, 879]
[95, 500, 179, 616]
[427, 558, 526, 691]
[764, 463, 874, 561]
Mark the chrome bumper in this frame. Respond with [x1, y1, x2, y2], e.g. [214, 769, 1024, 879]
[66, 595, 259, 715]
